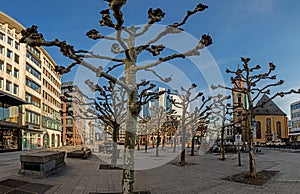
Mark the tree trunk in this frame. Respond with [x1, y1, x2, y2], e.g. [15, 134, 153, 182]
[247, 113, 256, 177]
[111, 125, 119, 167]
[162, 134, 165, 150]
[220, 124, 225, 161]
[122, 58, 138, 193]
[180, 128, 186, 165]
[191, 135, 195, 156]
[137, 135, 140, 150]
[173, 135, 177, 152]
[145, 134, 148, 153]
[180, 110, 186, 166]
[156, 132, 160, 157]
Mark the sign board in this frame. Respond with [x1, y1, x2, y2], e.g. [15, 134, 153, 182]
[235, 134, 243, 145]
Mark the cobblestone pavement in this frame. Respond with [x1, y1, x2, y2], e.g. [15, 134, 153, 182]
[0, 147, 299, 194]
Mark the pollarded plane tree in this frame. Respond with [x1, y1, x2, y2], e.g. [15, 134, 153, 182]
[148, 106, 174, 157]
[20, 1, 212, 193]
[137, 115, 152, 152]
[212, 57, 300, 177]
[210, 95, 235, 161]
[85, 79, 127, 167]
[170, 84, 218, 165]
[86, 78, 165, 166]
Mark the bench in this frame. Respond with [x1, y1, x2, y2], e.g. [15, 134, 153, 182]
[19, 151, 66, 178]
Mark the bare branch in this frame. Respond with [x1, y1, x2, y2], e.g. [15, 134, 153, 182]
[137, 34, 212, 70]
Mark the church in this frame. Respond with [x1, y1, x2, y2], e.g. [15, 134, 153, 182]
[253, 95, 289, 144]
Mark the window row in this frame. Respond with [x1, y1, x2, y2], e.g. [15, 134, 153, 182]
[255, 120, 282, 139]
[291, 112, 300, 119]
[42, 103, 60, 119]
[26, 78, 41, 93]
[26, 45, 40, 58]
[0, 77, 19, 95]
[0, 45, 20, 64]
[25, 92, 41, 108]
[42, 91, 60, 109]
[42, 67, 60, 88]
[25, 110, 40, 125]
[0, 31, 20, 50]
[26, 51, 41, 68]
[42, 116, 62, 131]
[43, 78, 60, 98]
[0, 60, 19, 78]
[26, 63, 41, 80]
[44, 59, 61, 79]
[291, 103, 300, 110]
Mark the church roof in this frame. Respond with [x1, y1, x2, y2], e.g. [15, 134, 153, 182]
[253, 94, 286, 116]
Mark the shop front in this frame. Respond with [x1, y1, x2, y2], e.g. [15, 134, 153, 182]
[0, 126, 22, 152]
[22, 126, 45, 151]
[0, 91, 27, 152]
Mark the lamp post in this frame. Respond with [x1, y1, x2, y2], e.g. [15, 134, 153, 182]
[235, 123, 242, 166]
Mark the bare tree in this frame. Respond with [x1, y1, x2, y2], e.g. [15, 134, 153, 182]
[148, 106, 170, 157]
[170, 84, 216, 165]
[212, 57, 300, 177]
[85, 79, 126, 167]
[211, 96, 233, 160]
[20, 1, 212, 192]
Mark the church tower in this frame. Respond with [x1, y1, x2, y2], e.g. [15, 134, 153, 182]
[232, 69, 248, 143]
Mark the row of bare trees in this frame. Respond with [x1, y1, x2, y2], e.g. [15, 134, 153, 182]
[20, 1, 300, 193]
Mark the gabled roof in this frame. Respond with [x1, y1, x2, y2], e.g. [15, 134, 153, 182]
[253, 94, 286, 116]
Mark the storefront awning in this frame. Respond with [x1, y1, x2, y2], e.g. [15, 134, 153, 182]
[0, 91, 28, 106]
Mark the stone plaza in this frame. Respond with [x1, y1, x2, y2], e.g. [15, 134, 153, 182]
[0, 146, 299, 194]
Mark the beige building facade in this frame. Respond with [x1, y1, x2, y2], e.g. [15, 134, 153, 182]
[0, 12, 62, 151]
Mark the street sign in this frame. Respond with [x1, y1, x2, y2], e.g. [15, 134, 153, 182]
[235, 134, 243, 145]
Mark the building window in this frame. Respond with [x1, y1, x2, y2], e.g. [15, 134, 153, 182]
[26, 63, 41, 79]
[276, 121, 281, 138]
[15, 42, 19, 50]
[14, 53, 19, 64]
[0, 78, 3, 88]
[26, 51, 40, 67]
[25, 110, 40, 125]
[237, 94, 242, 105]
[6, 81, 11, 92]
[0, 60, 3, 71]
[26, 45, 40, 58]
[25, 92, 40, 107]
[0, 45, 4, 55]
[6, 64, 12, 75]
[266, 118, 271, 134]
[66, 119, 73, 125]
[7, 49, 12, 59]
[26, 78, 41, 93]
[13, 84, 18, 95]
[7, 37, 13, 46]
[14, 68, 19, 78]
[256, 121, 261, 139]
[0, 32, 4, 41]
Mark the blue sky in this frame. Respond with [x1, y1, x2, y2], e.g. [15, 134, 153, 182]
[1, 0, 300, 118]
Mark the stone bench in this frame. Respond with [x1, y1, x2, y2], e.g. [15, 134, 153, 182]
[19, 151, 66, 178]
